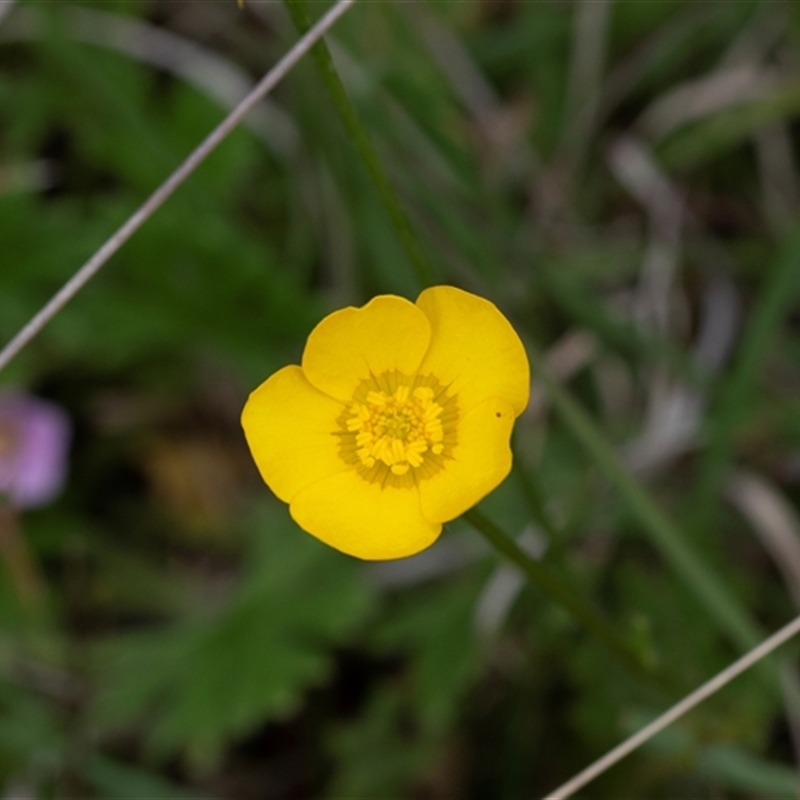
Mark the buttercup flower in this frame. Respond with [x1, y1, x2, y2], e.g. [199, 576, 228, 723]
[241, 286, 530, 560]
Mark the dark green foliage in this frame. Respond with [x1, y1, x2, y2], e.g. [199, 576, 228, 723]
[92, 504, 374, 770]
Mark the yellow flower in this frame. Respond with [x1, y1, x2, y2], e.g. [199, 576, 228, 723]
[241, 286, 530, 560]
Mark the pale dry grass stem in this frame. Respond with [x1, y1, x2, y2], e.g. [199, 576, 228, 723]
[0, 0, 356, 375]
[545, 613, 800, 799]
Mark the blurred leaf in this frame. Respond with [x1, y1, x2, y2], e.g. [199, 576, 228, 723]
[659, 80, 800, 171]
[374, 573, 485, 732]
[326, 686, 430, 800]
[92, 503, 374, 770]
[329, 573, 486, 797]
[82, 755, 200, 800]
[0, 679, 63, 779]
[626, 715, 800, 798]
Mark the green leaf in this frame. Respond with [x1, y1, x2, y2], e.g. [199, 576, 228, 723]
[92, 504, 374, 771]
[82, 755, 200, 800]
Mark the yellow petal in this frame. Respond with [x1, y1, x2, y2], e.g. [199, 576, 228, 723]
[302, 295, 431, 402]
[290, 471, 441, 560]
[419, 396, 515, 523]
[415, 286, 530, 415]
[241, 365, 346, 503]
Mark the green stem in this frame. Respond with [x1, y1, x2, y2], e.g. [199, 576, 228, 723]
[284, 0, 437, 289]
[0, 505, 48, 624]
[464, 507, 663, 685]
[526, 343, 762, 653]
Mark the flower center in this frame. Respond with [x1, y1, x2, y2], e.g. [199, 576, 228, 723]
[336, 372, 458, 487]
[347, 385, 444, 476]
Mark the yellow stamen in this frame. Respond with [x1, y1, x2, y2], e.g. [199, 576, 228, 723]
[341, 374, 454, 479]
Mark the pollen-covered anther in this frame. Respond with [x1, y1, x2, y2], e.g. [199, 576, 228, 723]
[343, 382, 448, 477]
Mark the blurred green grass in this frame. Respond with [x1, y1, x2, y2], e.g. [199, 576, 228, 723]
[2, 0, 800, 797]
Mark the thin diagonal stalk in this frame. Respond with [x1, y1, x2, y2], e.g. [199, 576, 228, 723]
[544, 612, 800, 800]
[284, 0, 437, 289]
[526, 342, 762, 653]
[464, 508, 666, 685]
[0, 0, 356, 375]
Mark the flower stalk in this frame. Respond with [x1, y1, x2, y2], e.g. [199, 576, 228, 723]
[283, 0, 761, 687]
[284, 0, 437, 289]
[524, 342, 762, 653]
[464, 507, 666, 685]
[0, 503, 46, 616]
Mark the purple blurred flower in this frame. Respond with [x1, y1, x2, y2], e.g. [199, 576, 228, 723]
[0, 393, 71, 509]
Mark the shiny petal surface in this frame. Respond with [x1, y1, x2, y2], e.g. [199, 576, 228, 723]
[290, 472, 441, 560]
[419, 396, 515, 523]
[241, 366, 345, 503]
[302, 295, 431, 402]
[415, 286, 530, 415]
